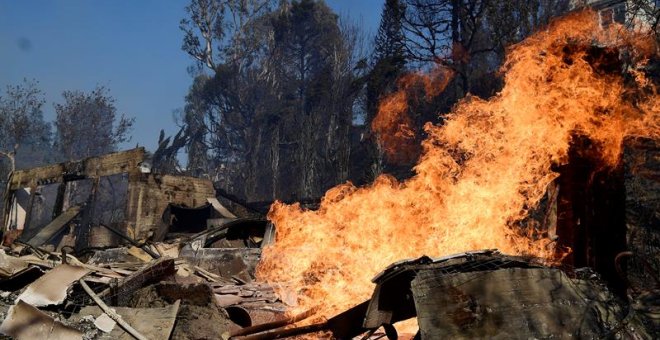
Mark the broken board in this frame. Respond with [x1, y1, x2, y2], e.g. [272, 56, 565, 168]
[73, 300, 180, 339]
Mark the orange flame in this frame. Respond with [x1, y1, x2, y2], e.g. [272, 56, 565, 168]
[371, 67, 453, 163]
[257, 11, 659, 325]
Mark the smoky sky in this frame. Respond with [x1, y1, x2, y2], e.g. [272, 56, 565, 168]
[17, 37, 32, 52]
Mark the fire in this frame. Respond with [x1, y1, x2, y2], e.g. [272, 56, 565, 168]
[257, 10, 659, 326]
[371, 67, 454, 163]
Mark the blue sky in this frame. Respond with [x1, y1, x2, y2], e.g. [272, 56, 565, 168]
[0, 0, 382, 153]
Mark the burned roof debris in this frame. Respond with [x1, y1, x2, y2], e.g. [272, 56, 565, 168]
[0, 139, 658, 339]
[0, 148, 284, 339]
[365, 251, 653, 339]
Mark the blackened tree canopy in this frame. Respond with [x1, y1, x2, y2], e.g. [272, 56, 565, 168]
[179, 0, 363, 204]
[54, 86, 134, 161]
[0, 79, 52, 171]
[368, 0, 408, 120]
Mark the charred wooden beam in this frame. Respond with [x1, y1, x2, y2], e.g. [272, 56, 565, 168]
[555, 134, 627, 290]
[230, 307, 318, 337]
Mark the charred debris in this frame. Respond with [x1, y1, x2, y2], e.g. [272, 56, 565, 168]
[0, 139, 659, 339]
[0, 148, 278, 339]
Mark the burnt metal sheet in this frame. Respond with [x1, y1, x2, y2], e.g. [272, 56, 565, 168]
[363, 251, 652, 338]
[16, 264, 90, 307]
[412, 267, 604, 338]
[208, 197, 237, 218]
[0, 300, 83, 339]
[364, 250, 516, 329]
[0, 249, 29, 278]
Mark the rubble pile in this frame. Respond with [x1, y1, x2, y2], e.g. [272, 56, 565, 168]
[2, 245, 659, 339]
[0, 149, 291, 339]
[0, 222, 290, 340]
[0, 138, 658, 339]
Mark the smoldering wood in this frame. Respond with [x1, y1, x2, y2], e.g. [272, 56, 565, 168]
[20, 205, 80, 247]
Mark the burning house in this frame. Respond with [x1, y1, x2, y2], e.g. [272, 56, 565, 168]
[0, 8, 658, 340]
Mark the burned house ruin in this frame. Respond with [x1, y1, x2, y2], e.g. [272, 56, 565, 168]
[0, 7, 658, 338]
[4, 148, 243, 243]
[3, 147, 214, 248]
[1, 148, 272, 280]
[0, 133, 656, 339]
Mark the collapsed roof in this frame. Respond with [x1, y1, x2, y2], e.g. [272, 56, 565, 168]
[0, 137, 657, 339]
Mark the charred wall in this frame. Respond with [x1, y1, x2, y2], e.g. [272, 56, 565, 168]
[554, 135, 659, 292]
[555, 135, 626, 289]
[2, 148, 216, 251]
